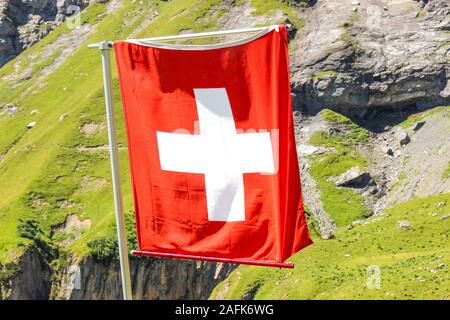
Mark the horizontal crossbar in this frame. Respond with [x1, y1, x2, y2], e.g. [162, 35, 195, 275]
[88, 25, 290, 49]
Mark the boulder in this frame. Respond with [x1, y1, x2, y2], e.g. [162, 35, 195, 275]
[331, 166, 373, 188]
[393, 128, 410, 146]
[59, 112, 69, 121]
[398, 220, 412, 229]
[0, 103, 19, 115]
[27, 121, 36, 129]
[297, 144, 329, 156]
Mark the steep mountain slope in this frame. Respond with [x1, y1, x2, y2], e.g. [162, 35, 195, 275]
[0, 0, 449, 300]
[0, 0, 300, 299]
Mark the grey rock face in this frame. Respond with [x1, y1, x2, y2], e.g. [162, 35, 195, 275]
[3, 246, 235, 300]
[55, 256, 235, 300]
[290, 0, 450, 115]
[4, 246, 235, 300]
[5, 250, 235, 300]
[5, 248, 51, 300]
[0, 0, 90, 67]
[384, 108, 450, 207]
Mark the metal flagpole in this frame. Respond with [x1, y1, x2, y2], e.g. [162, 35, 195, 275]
[95, 41, 133, 300]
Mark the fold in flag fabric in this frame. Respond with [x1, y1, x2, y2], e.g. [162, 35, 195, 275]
[114, 25, 312, 266]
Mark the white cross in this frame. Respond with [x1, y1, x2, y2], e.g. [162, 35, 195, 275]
[156, 88, 275, 222]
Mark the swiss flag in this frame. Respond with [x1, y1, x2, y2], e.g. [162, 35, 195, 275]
[114, 25, 312, 266]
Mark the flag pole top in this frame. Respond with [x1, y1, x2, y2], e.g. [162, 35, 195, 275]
[88, 41, 113, 49]
[88, 24, 292, 49]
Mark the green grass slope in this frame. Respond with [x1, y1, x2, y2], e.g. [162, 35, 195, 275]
[308, 110, 371, 226]
[211, 193, 450, 300]
[0, 0, 145, 265]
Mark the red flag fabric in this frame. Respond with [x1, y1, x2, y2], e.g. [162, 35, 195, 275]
[114, 25, 312, 266]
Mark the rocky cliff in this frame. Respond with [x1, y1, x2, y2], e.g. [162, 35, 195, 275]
[291, 0, 450, 115]
[4, 248, 51, 299]
[4, 248, 234, 299]
[0, 0, 90, 67]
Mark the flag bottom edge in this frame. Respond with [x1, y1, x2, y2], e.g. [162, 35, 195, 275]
[131, 250, 294, 268]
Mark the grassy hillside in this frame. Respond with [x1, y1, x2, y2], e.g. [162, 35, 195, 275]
[211, 193, 450, 299]
[0, 0, 141, 265]
[0, 0, 300, 270]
